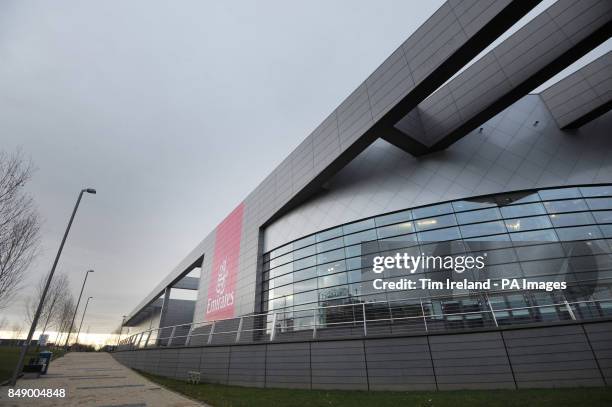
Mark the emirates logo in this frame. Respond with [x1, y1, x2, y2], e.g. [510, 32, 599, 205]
[215, 258, 228, 295]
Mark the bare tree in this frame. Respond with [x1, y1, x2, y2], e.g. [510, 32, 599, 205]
[0, 150, 40, 309]
[11, 322, 24, 340]
[0, 316, 8, 331]
[41, 273, 71, 336]
[25, 272, 71, 335]
[52, 295, 75, 346]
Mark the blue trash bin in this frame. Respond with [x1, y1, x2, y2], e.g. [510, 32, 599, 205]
[39, 351, 53, 374]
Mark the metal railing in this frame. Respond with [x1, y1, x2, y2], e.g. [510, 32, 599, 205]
[117, 293, 612, 351]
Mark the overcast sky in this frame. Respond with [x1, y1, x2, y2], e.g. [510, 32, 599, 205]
[0, 0, 446, 334]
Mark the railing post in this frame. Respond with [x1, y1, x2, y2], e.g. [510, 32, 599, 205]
[185, 326, 193, 347]
[362, 303, 367, 336]
[235, 317, 244, 343]
[485, 294, 499, 327]
[312, 308, 318, 339]
[270, 313, 278, 341]
[207, 321, 216, 345]
[135, 333, 143, 349]
[143, 330, 152, 348]
[167, 326, 177, 347]
[562, 294, 577, 320]
[420, 298, 428, 332]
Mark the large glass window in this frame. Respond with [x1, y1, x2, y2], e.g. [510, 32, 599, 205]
[500, 202, 546, 218]
[555, 225, 603, 241]
[509, 229, 558, 244]
[539, 187, 581, 200]
[375, 210, 412, 227]
[415, 214, 457, 231]
[586, 197, 612, 211]
[504, 215, 552, 232]
[294, 278, 317, 293]
[316, 237, 343, 253]
[593, 210, 612, 223]
[293, 267, 316, 282]
[294, 290, 317, 306]
[413, 203, 453, 219]
[316, 227, 342, 243]
[316, 248, 344, 264]
[344, 229, 377, 246]
[544, 199, 589, 214]
[262, 184, 612, 334]
[293, 244, 316, 260]
[418, 226, 462, 242]
[549, 212, 595, 228]
[376, 221, 415, 239]
[580, 185, 612, 197]
[459, 221, 506, 238]
[455, 208, 502, 224]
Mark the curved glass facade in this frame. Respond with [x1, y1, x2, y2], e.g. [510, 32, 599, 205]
[262, 185, 612, 332]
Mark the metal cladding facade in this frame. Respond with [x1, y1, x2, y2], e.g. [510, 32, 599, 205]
[119, 0, 612, 391]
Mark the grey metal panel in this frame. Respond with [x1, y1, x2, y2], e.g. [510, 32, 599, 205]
[228, 345, 266, 388]
[174, 348, 202, 380]
[311, 340, 368, 390]
[156, 348, 179, 378]
[364, 337, 436, 391]
[542, 51, 612, 128]
[199, 346, 231, 384]
[112, 321, 612, 390]
[266, 342, 311, 389]
[392, 0, 612, 151]
[429, 331, 515, 390]
[142, 349, 161, 375]
[134, 349, 147, 371]
[583, 321, 612, 384]
[172, 276, 200, 290]
[504, 325, 604, 388]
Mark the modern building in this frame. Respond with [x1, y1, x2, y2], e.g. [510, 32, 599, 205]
[114, 0, 612, 390]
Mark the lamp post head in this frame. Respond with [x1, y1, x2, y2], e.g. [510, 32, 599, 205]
[87, 269, 94, 273]
[84, 188, 96, 194]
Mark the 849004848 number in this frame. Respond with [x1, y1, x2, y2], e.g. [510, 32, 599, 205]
[8, 388, 66, 398]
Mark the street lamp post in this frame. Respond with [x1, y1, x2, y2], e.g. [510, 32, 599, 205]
[64, 269, 94, 349]
[10, 188, 96, 386]
[74, 296, 93, 348]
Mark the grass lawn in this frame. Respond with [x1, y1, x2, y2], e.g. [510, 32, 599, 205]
[0, 347, 38, 383]
[0, 346, 66, 383]
[137, 370, 612, 407]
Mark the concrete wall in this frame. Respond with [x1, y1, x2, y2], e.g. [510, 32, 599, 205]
[112, 320, 611, 391]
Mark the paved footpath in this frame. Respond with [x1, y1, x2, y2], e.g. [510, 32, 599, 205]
[0, 352, 205, 407]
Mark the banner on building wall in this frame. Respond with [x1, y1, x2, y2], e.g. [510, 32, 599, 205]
[205, 202, 244, 320]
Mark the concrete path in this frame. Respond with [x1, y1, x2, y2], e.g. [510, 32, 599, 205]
[0, 352, 205, 407]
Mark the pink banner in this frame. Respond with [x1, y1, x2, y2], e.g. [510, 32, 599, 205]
[205, 202, 244, 320]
